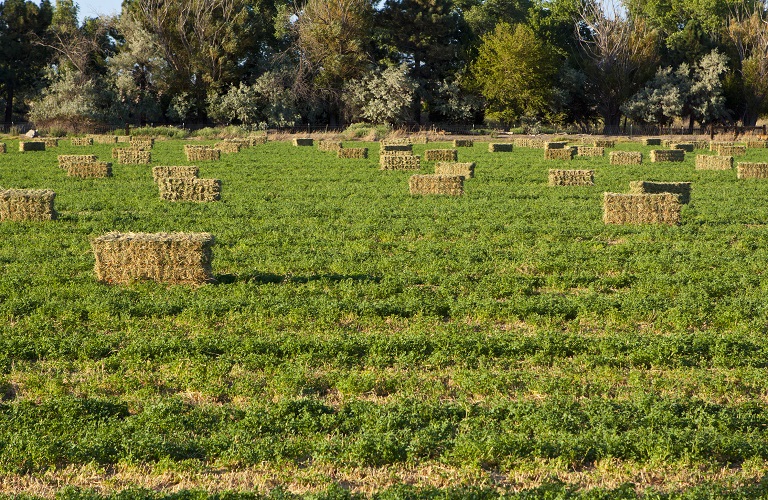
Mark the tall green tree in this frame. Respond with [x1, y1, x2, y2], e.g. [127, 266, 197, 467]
[726, 0, 768, 125]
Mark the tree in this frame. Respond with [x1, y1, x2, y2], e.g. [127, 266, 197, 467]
[726, 0, 768, 125]
[207, 72, 299, 127]
[342, 64, 418, 125]
[461, 0, 532, 38]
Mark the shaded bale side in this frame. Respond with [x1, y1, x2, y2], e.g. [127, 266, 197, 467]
[488, 143, 514, 152]
[19, 141, 45, 152]
[117, 149, 152, 165]
[737, 162, 768, 179]
[747, 141, 768, 149]
[293, 138, 313, 146]
[453, 139, 473, 147]
[669, 143, 694, 152]
[70, 137, 94, 146]
[695, 155, 733, 170]
[603, 193, 681, 225]
[435, 162, 475, 178]
[215, 142, 242, 154]
[629, 181, 691, 204]
[158, 178, 221, 202]
[717, 145, 746, 156]
[424, 149, 458, 161]
[91, 232, 215, 285]
[649, 149, 684, 162]
[609, 151, 643, 165]
[548, 169, 594, 186]
[42, 138, 59, 148]
[129, 137, 155, 149]
[593, 140, 615, 148]
[380, 155, 421, 170]
[58, 154, 98, 169]
[642, 138, 662, 146]
[88, 135, 118, 144]
[184, 145, 220, 162]
[576, 146, 604, 157]
[544, 141, 569, 150]
[318, 140, 343, 152]
[153, 166, 199, 182]
[338, 147, 368, 159]
[409, 174, 464, 196]
[67, 161, 112, 178]
[0, 189, 56, 221]
[381, 143, 413, 152]
[545, 147, 575, 160]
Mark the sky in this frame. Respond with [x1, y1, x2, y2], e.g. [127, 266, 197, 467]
[75, 0, 123, 22]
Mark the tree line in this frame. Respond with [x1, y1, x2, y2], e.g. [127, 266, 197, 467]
[0, 0, 766, 134]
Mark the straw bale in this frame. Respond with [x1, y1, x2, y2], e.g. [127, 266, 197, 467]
[42, 138, 59, 148]
[380, 154, 421, 170]
[695, 154, 732, 170]
[453, 139, 473, 147]
[629, 181, 691, 204]
[642, 138, 662, 146]
[649, 149, 684, 162]
[382, 138, 412, 146]
[58, 154, 98, 169]
[548, 169, 594, 186]
[112, 147, 150, 159]
[70, 137, 94, 146]
[424, 149, 458, 161]
[67, 161, 112, 178]
[545, 141, 569, 150]
[435, 162, 475, 178]
[716, 145, 746, 156]
[91, 232, 215, 285]
[130, 137, 155, 149]
[381, 150, 414, 157]
[116, 136, 131, 143]
[318, 140, 342, 152]
[545, 147, 575, 160]
[409, 174, 464, 196]
[0, 143, 5, 154]
[488, 143, 514, 152]
[576, 146, 604, 157]
[158, 177, 221, 202]
[512, 138, 545, 148]
[609, 151, 643, 165]
[692, 140, 709, 150]
[0, 189, 56, 221]
[19, 141, 45, 152]
[249, 135, 268, 146]
[747, 141, 768, 149]
[293, 138, 313, 146]
[338, 147, 368, 159]
[710, 141, 735, 151]
[381, 143, 413, 152]
[737, 162, 768, 179]
[184, 145, 220, 162]
[88, 135, 118, 144]
[669, 143, 694, 152]
[117, 148, 152, 165]
[593, 140, 615, 148]
[215, 141, 242, 154]
[152, 166, 199, 183]
[411, 135, 429, 144]
[603, 192, 681, 225]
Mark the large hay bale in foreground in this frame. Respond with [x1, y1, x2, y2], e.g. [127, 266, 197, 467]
[89, 135, 118, 144]
[58, 154, 98, 169]
[91, 232, 215, 285]
[381, 143, 412, 153]
[42, 138, 59, 148]
[695, 155, 732, 170]
[0, 189, 56, 221]
[629, 181, 691, 204]
[318, 140, 343, 152]
[737, 162, 768, 179]
[409, 174, 464, 196]
[215, 141, 242, 154]
[548, 169, 594, 186]
[117, 148, 152, 165]
[576, 146, 604, 157]
[603, 193, 681, 225]
[594, 140, 615, 148]
[609, 151, 642, 165]
[435, 162, 475, 178]
[67, 161, 112, 178]
[650, 149, 684, 162]
[153, 166, 200, 183]
[669, 143, 694, 152]
[158, 178, 221, 202]
[545, 147, 575, 160]
[642, 138, 661, 146]
[717, 145, 746, 156]
[380, 154, 420, 170]
[338, 147, 368, 159]
[184, 145, 220, 162]
[424, 149, 458, 161]
[747, 141, 768, 149]
[488, 143, 513, 152]
[453, 139, 473, 147]
[70, 137, 93, 146]
[19, 141, 45, 152]
[293, 138, 313, 146]
[130, 137, 155, 149]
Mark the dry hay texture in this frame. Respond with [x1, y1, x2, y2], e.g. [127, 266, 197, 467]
[70, 137, 94, 146]
[593, 140, 615, 148]
[19, 141, 45, 152]
[293, 138, 313, 146]
[603, 192, 681, 225]
[642, 138, 662, 146]
[152, 166, 200, 183]
[435, 161, 475, 178]
[717, 145, 746, 156]
[58, 154, 98, 169]
[695, 155, 733, 170]
[42, 138, 59, 148]
[488, 143, 514, 152]
[248, 135, 268, 146]
[0, 143, 5, 154]
[116, 136, 131, 143]
[158, 178, 221, 202]
[130, 137, 155, 149]
[381, 138, 412, 146]
[184, 145, 220, 162]
[380, 149, 414, 157]
[576, 146, 604, 157]
[380, 154, 421, 170]
[737, 162, 768, 179]
[545, 147, 575, 160]
[91, 232, 215, 285]
[338, 147, 368, 159]
[117, 149, 152, 165]
[215, 142, 242, 154]
[424, 149, 458, 161]
[747, 141, 768, 149]
[512, 138, 545, 148]
[610, 151, 643, 165]
[649, 149, 684, 162]
[0, 189, 56, 221]
[317, 140, 342, 152]
[409, 174, 464, 196]
[669, 143, 694, 152]
[548, 169, 594, 186]
[380, 143, 413, 152]
[692, 140, 710, 150]
[544, 142, 569, 150]
[410, 135, 429, 144]
[629, 181, 691, 204]
[112, 147, 149, 159]
[710, 141, 735, 151]
[453, 139, 474, 147]
[88, 135, 118, 144]
[67, 161, 112, 178]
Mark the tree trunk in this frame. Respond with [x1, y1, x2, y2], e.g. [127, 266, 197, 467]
[4, 87, 13, 124]
[688, 114, 695, 134]
[742, 108, 759, 127]
[602, 110, 622, 135]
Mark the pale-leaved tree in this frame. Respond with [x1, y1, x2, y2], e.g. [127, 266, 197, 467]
[342, 64, 417, 125]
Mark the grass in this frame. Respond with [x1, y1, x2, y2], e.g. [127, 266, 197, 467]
[2, 137, 768, 497]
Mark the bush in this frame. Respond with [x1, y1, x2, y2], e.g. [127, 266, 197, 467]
[341, 123, 391, 141]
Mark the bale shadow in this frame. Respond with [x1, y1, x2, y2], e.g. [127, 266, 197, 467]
[215, 272, 381, 285]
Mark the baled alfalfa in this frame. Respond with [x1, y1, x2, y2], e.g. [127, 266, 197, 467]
[512, 138, 545, 148]
[338, 147, 368, 159]
[717, 145, 746, 156]
[70, 137, 94, 147]
[381, 138, 412, 146]
[184, 145, 220, 162]
[380, 154, 421, 170]
[695, 154, 733, 170]
[545, 147, 575, 160]
[602, 192, 681, 225]
[67, 161, 112, 178]
[649, 149, 684, 162]
[293, 138, 313, 146]
[747, 140, 768, 149]
[381, 149, 414, 157]
[692, 140, 709, 150]
[19, 141, 46, 152]
[0, 189, 56, 221]
[130, 137, 155, 149]
[157, 177, 221, 202]
[488, 143, 514, 152]
[435, 161, 475, 178]
[409, 174, 464, 196]
[91, 232, 215, 285]
[669, 143, 694, 152]
[642, 138, 662, 146]
[575, 146, 604, 157]
[710, 141, 734, 151]
[0, 143, 6, 154]
[318, 140, 343, 152]
[381, 143, 412, 153]
[116, 136, 131, 143]
[58, 154, 98, 169]
[248, 135, 268, 146]
[152, 166, 200, 183]
[609, 151, 643, 165]
[629, 181, 691, 204]
[453, 139, 473, 147]
[548, 169, 594, 186]
[112, 147, 148, 159]
[424, 149, 458, 161]
[215, 141, 242, 154]
[117, 148, 152, 165]
[544, 141, 569, 150]
[42, 138, 59, 148]
[736, 162, 768, 179]
[593, 140, 615, 148]
[88, 135, 118, 144]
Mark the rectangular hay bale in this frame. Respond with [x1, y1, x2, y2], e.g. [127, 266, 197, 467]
[593, 140, 615, 148]
[669, 143, 694, 152]
[157, 177, 221, 202]
[695, 154, 733, 170]
[544, 141, 569, 150]
[129, 137, 155, 149]
[435, 162, 475, 178]
[88, 135, 118, 144]
[42, 138, 59, 148]
[488, 143, 513, 152]
[643, 138, 662, 146]
[58, 154, 98, 169]
[215, 141, 242, 154]
[603, 192, 681, 225]
[629, 181, 691, 204]
[710, 141, 735, 151]
[649, 149, 684, 162]
[19, 141, 45, 152]
[545, 147, 575, 160]
[338, 147, 368, 159]
[609, 151, 643, 165]
[116, 136, 131, 143]
[716, 145, 746, 156]
[70, 137, 94, 146]
[576, 146, 604, 157]
[737, 162, 768, 179]
[548, 169, 594, 186]
[747, 141, 768, 149]
[409, 174, 464, 196]
[293, 138, 313, 146]
[0, 189, 56, 221]
[424, 149, 458, 162]
[318, 140, 343, 152]
[117, 148, 152, 165]
[67, 161, 112, 178]
[380, 154, 420, 170]
[184, 145, 220, 162]
[453, 139, 473, 147]
[153, 166, 200, 183]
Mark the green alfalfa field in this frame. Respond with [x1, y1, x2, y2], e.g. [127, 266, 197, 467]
[3, 137, 768, 498]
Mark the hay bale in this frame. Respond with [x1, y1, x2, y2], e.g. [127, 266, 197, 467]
[380, 154, 421, 170]
[669, 143, 694, 152]
[629, 181, 691, 204]
[215, 141, 242, 154]
[411, 135, 429, 144]
[42, 138, 59, 148]
[737, 162, 768, 179]
[130, 137, 154, 149]
[512, 138, 545, 148]
[603, 193, 681, 225]
[116, 136, 131, 143]
[695, 155, 733, 170]
[747, 141, 768, 149]
[88, 135, 118, 144]
[692, 140, 709, 150]
[19, 141, 45, 152]
[453, 139, 473, 147]
[184, 145, 220, 162]
[381, 138, 412, 146]
[435, 162, 475, 178]
[381, 150, 414, 157]
[249, 135, 268, 146]
[649, 149, 684, 162]
[67, 161, 112, 178]
[424, 149, 458, 161]
[717, 145, 746, 156]
[609, 151, 643, 165]
[381, 143, 413, 152]
[293, 138, 313, 146]
[338, 147, 368, 159]
[0, 143, 6, 154]
[488, 143, 514, 152]
[575, 146, 604, 157]
[545, 147, 575, 160]
[548, 169, 594, 186]
[70, 137, 93, 146]
[153, 166, 199, 183]
[58, 154, 98, 169]
[0, 189, 56, 221]
[158, 177, 221, 202]
[545, 141, 569, 150]
[643, 138, 662, 146]
[710, 141, 735, 151]
[593, 140, 615, 148]
[409, 174, 464, 196]
[318, 140, 343, 152]
[91, 232, 215, 285]
[117, 148, 152, 165]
